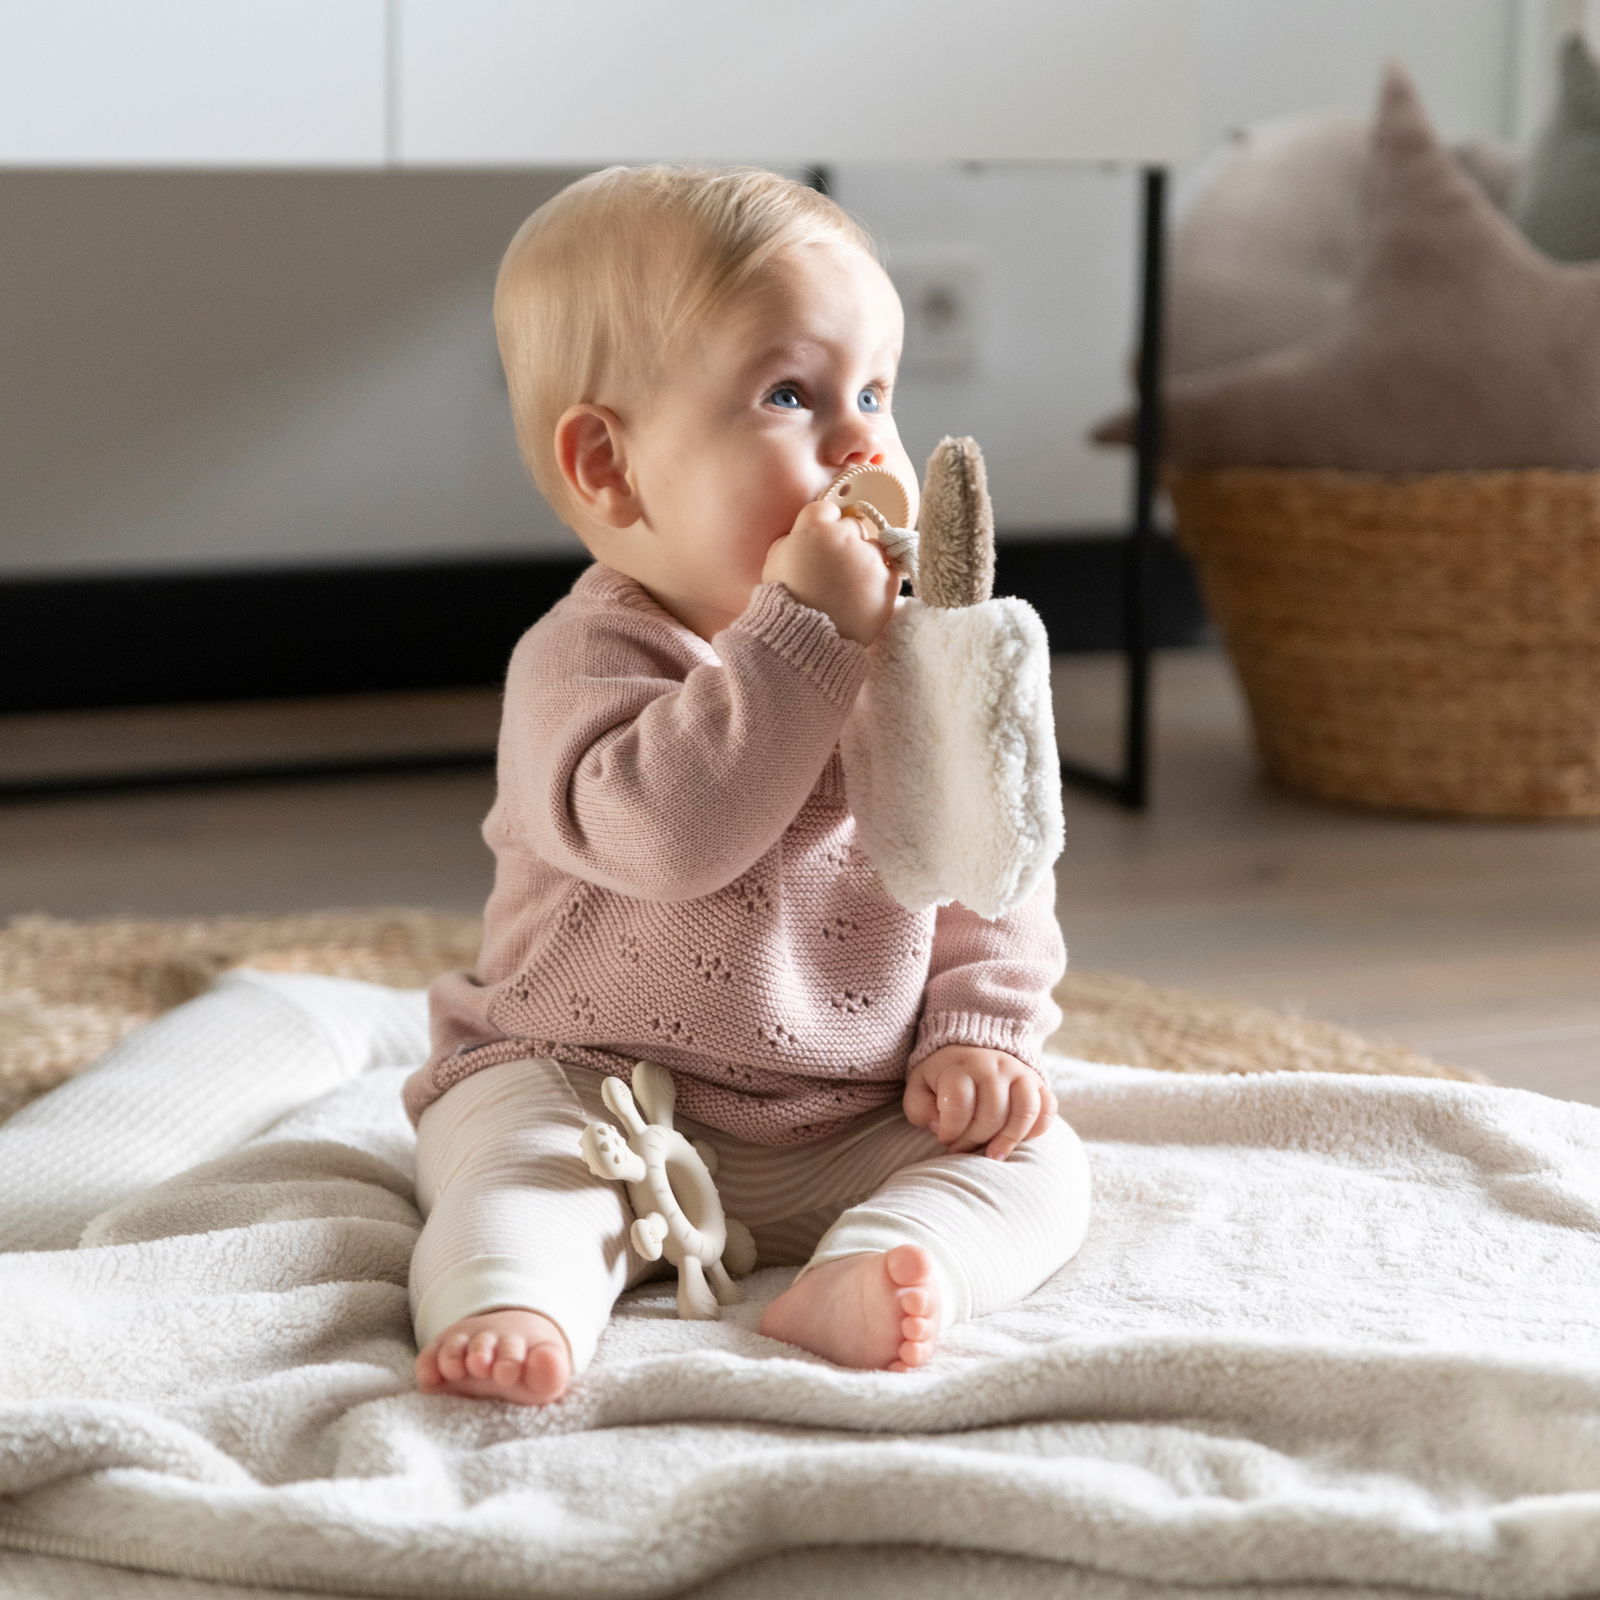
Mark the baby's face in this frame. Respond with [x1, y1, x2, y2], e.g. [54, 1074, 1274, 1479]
[612, 241, 917, 642]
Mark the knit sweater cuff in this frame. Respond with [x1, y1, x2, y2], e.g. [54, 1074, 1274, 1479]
[725, 581, 868, 705]
[907, 1012, 1049, 1081]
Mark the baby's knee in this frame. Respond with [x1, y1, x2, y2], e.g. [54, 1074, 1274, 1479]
[1026, 1115, 1093, 1256]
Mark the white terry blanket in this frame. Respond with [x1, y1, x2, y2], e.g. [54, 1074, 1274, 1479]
[1, 969, 1598, 1600]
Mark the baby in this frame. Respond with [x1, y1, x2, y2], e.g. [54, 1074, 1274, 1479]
[404, 163, 1091, 1407]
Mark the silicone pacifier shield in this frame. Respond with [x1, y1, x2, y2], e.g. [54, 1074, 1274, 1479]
[823, 464, 913, 530]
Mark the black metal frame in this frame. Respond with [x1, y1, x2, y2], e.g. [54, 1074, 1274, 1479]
[1057, 167, 1165, 810]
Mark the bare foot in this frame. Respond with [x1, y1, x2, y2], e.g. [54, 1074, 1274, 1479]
[758, 1244, 940, 1371]
[414, 1306, 572, 1406]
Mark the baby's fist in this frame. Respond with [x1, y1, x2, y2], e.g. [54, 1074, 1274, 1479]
[903, 1044, 1058, 1161]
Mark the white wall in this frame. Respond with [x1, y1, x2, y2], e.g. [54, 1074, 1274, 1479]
[0, 0, 1556, 576]
[845, 0, 1524, 538]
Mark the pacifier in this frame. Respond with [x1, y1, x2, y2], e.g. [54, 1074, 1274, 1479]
[822, 463, 920, 589]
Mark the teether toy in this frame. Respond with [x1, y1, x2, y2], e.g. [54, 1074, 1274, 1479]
[832, 437, 1064, 918]
[824, 462, 920, 587]
[578, 1058, 757, 1320]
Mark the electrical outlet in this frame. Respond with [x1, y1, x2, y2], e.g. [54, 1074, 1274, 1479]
[886, 245, 983, 378]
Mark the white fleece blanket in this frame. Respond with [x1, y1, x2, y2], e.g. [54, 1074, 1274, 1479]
[1, 969, 1598, 1600]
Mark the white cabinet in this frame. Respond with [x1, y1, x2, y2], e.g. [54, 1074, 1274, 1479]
[0, 0, 1194, 169]
[397, 0, 1196, 166]
[0, 1, 386, 167]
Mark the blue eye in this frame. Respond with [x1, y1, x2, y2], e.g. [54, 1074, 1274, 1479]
[765, 382, 888, 412]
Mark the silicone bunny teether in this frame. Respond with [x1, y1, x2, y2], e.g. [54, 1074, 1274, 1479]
[833, 437, 1064, 918]
[578, 1059, 757, 1320]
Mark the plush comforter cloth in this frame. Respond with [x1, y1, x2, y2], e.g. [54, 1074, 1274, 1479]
[0, 968, 1595, 1600]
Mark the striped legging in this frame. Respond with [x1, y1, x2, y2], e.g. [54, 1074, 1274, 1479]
[409, 1055, 1092, 1376]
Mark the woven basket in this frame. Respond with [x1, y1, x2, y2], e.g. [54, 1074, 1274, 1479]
[1166, 466, 1600, 818]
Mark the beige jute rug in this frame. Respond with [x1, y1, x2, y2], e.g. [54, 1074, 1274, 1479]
[0, 908, 1487, 1125]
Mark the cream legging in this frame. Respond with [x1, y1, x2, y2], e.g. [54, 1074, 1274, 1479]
[410, 1056, 1092, 1375]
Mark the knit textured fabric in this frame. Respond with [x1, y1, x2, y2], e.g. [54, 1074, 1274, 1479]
[403, 562, 1066, 1144]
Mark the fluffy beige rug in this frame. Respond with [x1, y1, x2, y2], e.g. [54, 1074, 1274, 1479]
[0, 908, 1485, 1124]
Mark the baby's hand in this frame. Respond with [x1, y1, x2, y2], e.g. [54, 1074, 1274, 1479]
[761, 498, 899, 648]
[902, 1045, 1058, 1161]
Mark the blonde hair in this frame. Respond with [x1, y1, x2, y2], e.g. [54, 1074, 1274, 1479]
[493, 163, 882, 529]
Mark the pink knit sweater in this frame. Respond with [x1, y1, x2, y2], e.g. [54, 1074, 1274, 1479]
[402, 561, 1066, 1144]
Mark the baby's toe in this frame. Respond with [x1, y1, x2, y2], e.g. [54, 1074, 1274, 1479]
[523, 1341, 569, 1402]
[900, 1314, 936, 1341]
[491, 1336, 528, 1387]
[464, 1332, 502, 1379]
[884, 1243, 933, 1288]
[897, 1285, 933, 1317]
[898, 1338, 932, 1367]
[435, 1333, 471, 1383]
[415, 1344, 445, 1387]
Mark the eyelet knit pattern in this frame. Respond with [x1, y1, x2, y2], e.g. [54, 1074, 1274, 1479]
[402, 562, 1066, 1144]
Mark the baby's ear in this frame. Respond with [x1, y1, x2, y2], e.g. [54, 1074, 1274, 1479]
[554, 403, 640, 528]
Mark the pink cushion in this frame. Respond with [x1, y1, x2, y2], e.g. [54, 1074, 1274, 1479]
[1095, 63, 1600, 471]
[1165, 112, 1516, 379]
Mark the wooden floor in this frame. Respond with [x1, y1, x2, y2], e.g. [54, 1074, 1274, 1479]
[2, 648, 1597, 1106]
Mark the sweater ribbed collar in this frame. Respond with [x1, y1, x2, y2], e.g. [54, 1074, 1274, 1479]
[572, 563, 724, 659]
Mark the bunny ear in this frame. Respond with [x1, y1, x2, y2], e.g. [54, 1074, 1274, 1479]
[916, 436, 995, 608]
